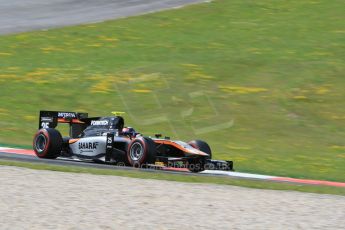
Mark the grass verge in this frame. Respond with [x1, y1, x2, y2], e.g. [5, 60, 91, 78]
[0, 0, 344, 181]
[0, 160, 343, 196]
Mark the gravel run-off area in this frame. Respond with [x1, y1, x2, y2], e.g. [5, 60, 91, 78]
[0, 166, 344, 229]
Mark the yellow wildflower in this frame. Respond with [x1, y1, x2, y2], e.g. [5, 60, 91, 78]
[219, 85, 268, 94]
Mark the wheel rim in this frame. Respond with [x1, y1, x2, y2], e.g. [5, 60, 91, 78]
[129, 142, 144, 161]
[35, 134, 47, 153]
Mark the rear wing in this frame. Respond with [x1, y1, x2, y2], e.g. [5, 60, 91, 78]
[38, 111, 89, 138]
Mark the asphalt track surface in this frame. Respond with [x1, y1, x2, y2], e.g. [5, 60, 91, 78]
[0, 150, 239, 178]
[0, 0, 207, 35]
[0, 150, 259, 181]
[0, 151, 202, 176]
[1, 149, 345, 188]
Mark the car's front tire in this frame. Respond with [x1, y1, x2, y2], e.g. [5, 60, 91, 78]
[188, 139, 212, 159]
[33, 128, 62, 159]
[187, 140, 212, 173]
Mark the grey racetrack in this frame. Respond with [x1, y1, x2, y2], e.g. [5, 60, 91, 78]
[0, 0, 207, 35]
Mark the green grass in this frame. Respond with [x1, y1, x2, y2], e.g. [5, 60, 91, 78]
[0, 160, 344, 196]
[0, 0, 344, 182]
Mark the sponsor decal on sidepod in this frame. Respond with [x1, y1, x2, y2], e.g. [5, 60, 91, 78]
[78, 142, 99, 150]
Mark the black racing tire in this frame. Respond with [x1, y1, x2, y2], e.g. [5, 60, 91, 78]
[188, 140, 212, 159]
[127, 137, 156, 167]
[33, 128, 63, 159]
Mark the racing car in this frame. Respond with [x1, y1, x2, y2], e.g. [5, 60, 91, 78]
[33, 111, 233, 172]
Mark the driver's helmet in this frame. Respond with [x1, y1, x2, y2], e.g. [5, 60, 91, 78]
[122, 127, 136, 137]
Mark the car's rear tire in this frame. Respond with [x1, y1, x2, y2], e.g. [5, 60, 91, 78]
[33, 128, 62, 159]
[188, 140, 212, 159]
[127, 137, 156, 167]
